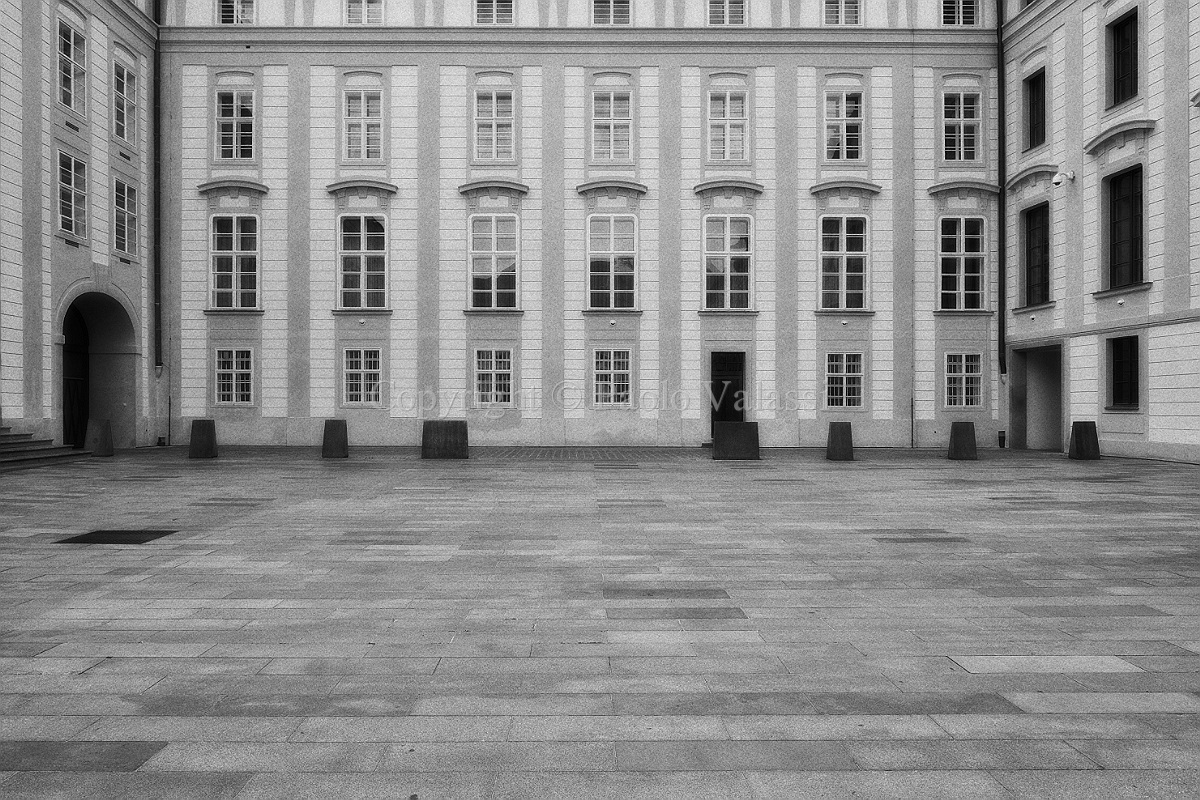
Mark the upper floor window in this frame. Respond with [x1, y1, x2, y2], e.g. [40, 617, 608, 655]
[114, 180, 137, 256]
[344, 90, 382, 160]
[593, 91, 631, 161]
[824, 0, 860, 25]
[58, 152, 87, 239]
[1109, 11, 1138, 107]
[938, 217, 984, 311]
[942, 0, 977, 25]
[594, 350, 632, 405]
[1023, 203, 1050, 306]
[476, 0, 514, 24]
[703, 216, 751, 310]
[1108, 165, 1143, 288]
[218, 0, 255, 24]
[470, 215, 519, 309]
[946, 353, 982, 407]
[475, 90, 514, 161]
[475, 349, 514, 406]
[708, 0, 745, 25]
[708, 91, 747, 162]
[344, 349, 383, 405]
[943, 92, 980, 161]
[1108, 336, 1139, 409]
[593, 0, 630, 25]
[113, 63, 136, 143]
[215, 349, 253, 404]
[346, 0, 383, 24]
[1023, 70, 1046, 150]
[216, 90, 254, 160]
[826, 353, 863, 408]
[211, 215, 258, 309]
[825, 91, 863, 161]
[820, 216, 867, 310]
[58, 20, 86, 115]
[588, 215, 637, 309]
[339, 215, 387, 309]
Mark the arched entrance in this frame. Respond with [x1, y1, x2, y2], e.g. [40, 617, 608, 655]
[61, 293, 138, 449]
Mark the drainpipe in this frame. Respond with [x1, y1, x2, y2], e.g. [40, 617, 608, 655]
[995, 0, 1008, 376]
[152, 0, 163, 369]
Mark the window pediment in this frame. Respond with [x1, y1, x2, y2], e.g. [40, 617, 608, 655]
[197, 178, 269, 197]
[458, 179, 529, 197]
[1006, 164, 1058, 193]
[927, 179, 1000, 197]
[810, 178, 881, 196]
[1084, 119, 1156, 157]
[327, 179, 398, 211]
[577, 179, 648, 197]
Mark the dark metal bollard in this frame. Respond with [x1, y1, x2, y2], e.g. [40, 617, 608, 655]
[188, 419, 218, 459]
[826, 421, 854, 461]
[713, 421, 760, 460]
[322, 419, 349, 459]
[947, 421, 978, 461]
[84, 419, 114, 457]
[1068, 421, 1101, 460]
[421, 420, 468, 459]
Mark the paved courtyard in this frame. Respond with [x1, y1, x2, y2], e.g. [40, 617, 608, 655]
[1, 446, 1199, 798]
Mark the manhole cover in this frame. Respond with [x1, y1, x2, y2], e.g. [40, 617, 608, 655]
[58, 530, 177, 544]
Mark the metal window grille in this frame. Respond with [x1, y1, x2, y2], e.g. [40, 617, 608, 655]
[942, 0, 977, 25]
[346, 0, 383, 24]
[594, 350, 632, 405]
[219, 0, 255, 24]
[946, 353, 983, 407]
[593, 0, 631, 25]
[344, 348, 382, 404]
[476, 349, 513, 405]
[709, 0, 745, 25]
[824, 0, 860, 25]
[215, 349, 253, 404]
[476, 0, 514, 24]
[826, 353, 863, 408]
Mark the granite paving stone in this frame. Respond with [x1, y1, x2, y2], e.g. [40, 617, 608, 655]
[2, 447, 1199, 794]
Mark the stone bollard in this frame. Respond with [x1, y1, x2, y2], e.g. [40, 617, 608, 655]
[188, 419, 218, 459]
[421, 420, 468, 459]
[713, 421, 760, 461]
[1068, 421, 1101, 460]
[826, 421, 854, 461]
[84, 419, 114, 457]
[322, 419, 349, 459]
[947, 421, 978, 461]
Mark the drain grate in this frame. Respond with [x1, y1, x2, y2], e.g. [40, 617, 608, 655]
[58, 530, 177, 545]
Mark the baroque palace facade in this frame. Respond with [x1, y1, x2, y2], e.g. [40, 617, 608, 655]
[1, 0, 1197, 459]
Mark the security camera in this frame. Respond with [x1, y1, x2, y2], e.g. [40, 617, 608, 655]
[1051, 171, 1075, 186]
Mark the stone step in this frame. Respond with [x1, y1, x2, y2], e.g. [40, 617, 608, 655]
[0, 437, 55, 452]
[0, 432, 36, 444]
[0, 446, 91, 472]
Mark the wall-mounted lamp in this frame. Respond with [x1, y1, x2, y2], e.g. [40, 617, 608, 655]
[840, 320, 848, 326]
[1051, 171, 1076, 186]
[1117, 298, 1125, 306]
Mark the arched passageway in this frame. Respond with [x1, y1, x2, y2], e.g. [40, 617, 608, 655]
[61, 293, 138, 449]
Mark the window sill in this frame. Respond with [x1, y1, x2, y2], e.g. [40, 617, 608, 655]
[56, 234, 86, 248]
[1104, 96, 1142, 117]
[112, 252, 139, 265]
[332, 308, 392, 315]
[824, 406, 868, 412]
[1103, 405, 1142, 414]
[1022, 141, 1049, 156]
[814, 309, 874, 316]
[820, 159, 868, 168]
[705, 160, 753, 169]
[1011, 300, 1055, 314]
[581, 309, 642, 315]
[204, 309, 265, 315]
[464, 309, 523, 314]
[698, 309, 759, 316]
[470, 159, 519, 168]
[943, 406, 986, 412]
[589, 160, 636, 168]
[1093, 281, 1151, 300]
[114, 142, 138, 160]
[934, 309, 995, 316]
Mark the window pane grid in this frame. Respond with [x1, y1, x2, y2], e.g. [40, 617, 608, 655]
[1111, 13, 1138, 106]
[344, 348, 382, 404]
[476, 349, 514, 405]
[1110, 337, 1138, 407]
[470, 215, 519, 309]
[1024, 203, 1050, 306]
[114, 181, 137, 256]
[476, 0, 514, 24]
[943, 92, 979, 161]
[347, 0, 383, 24]
[939, 217, 984, 311]
[215, 349, 253, 404]
[1109, 167, 1143, 288]
[58, 21, 86, 113]
[476, 90, 514, 161]
[211, 215, 258, 309]
[704, 216, 752, 310]
[594, 349, 632, 405]
[1024, 70, 1046, 149]
[825, 91, 863, 160]
[825, 0, 860, 25]
[819, 216, 867, 310]
[708, 91, 747, 161]
[219, 0, 255, 24]
[58, 152, 87, 238]
[946, 353, 983, 407]
[588, 215, 637, 309]
[709, 0, 745, 25]
[113, 63, 136, 142]
[826, 353, 863, 408]
[592, 91, 632, 161]
[345, 91, 382, 160]
[216, 91, 254, 160]
[942, 0, 977, 25]
[339, 215, 387, 309]
[593, 0, 631, 25]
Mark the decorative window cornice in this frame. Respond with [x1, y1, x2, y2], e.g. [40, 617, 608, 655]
[197, 178, 269, 196]
[458, 179, 530, 197]
[326, 179, 399, 196]
[810, 178, 882, 196]
[927, 179, 1000, 197]
[1084, 119, 1156, 156]
[576, 179, 648, 197]
[1005, 164, 1058, 192]
[694, 178, 764, 196]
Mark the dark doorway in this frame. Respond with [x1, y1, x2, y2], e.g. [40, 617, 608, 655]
[710, 351, 746, 439]
[1010, 346, 1063, 451]
[62, 305, 89, 448]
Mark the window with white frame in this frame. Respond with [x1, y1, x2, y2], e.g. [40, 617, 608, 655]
[339, 215, 387, 309]
[826, 353, 863, 408]
[820, 216, 867, 310]
[825, 91, 863, 160]
[344, 90, 382, 160]
[476, 0, 514, 24]
[113, 63, 136, 143]
[824, 0, 860, 25]
[942, 0, 977, 25]
[592, 91, 631, 161]
[210, 215, 258, 309]
[593, 0, 630, 25]
[594, 350, 632, 405]
[704, 216, 751, 310]
[58, 152, 87, 238]
[218, 0, 255, 24]
[939, 217, 984, 311]
[346, 0, 383, 24]
[475, 349, 513, 405]
[708, 91, 748, 162]
[475, 90, 514, 161]
[114, 180, 137, 256]
[946, 353, 983, 407]
[470, 215, 519, 309]
[58, 20, 86, 114]
[215, 349, 253, 404]
[943, 92, 980, 161]
[709, 0, 745, 25]
[343, 349, 382, 405]
[216, 90, 254, 160]
[588, 215, 637, 309]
